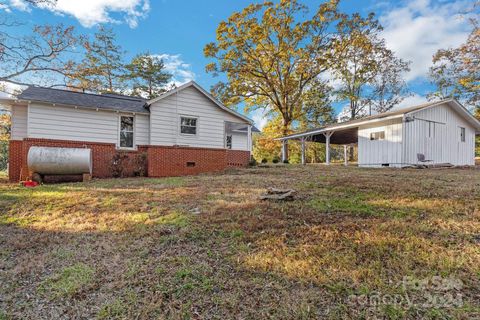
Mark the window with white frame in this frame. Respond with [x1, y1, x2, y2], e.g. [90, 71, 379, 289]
[180, 116, 197, 135]
[460, 127, 466, 142]
[370, 131, 385, 141]
[119, 115, 134, 148]
[226, 135, 232, 149]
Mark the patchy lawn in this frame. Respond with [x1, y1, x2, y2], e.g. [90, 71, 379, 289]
[0, 165, 479, 319]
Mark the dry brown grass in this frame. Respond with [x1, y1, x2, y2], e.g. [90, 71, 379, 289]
[0, 165, 479, 319]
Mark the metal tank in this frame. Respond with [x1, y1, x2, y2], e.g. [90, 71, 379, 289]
[27, 146, 92, 175]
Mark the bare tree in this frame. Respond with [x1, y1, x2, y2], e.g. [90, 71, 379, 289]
[0, 0, 80, 92]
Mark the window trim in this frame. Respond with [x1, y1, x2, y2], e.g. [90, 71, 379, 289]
[118, 114, 135, 150]
[370, 131, 385, 141]
[179, 115, 199, 136]
[460, 126, 466, 143]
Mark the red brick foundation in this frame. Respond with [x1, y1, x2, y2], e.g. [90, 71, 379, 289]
[9, 138, 148, 182]
[147, 147, 250, 177]
[226, 150, 251, 167]
[8, 140, 23, 183]
[8, 138, 250, 182]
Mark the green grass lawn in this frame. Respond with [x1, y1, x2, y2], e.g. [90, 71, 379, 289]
[0, 165, 479, 319]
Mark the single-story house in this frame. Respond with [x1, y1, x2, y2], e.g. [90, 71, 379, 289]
[279, 99, 480, 167]
[1, 81, 259, 182]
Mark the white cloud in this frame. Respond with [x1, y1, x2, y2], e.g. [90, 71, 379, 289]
[392, 93, 428, 110]
[0, 81, 26, 99]
[9, 0, 29, 11]
[7, 0, 150, 28]
[155, 54, 196, 87]
[380, 0, 473, 81]
[249, 108, 269, 130]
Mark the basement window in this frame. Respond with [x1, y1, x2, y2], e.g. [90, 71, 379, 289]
[460, 127, 466, 142]
[180, 116, 197, 135]
[226, 135, 232, 149]
[186, 162, 196, 167]
[370, 131, 385, 141]
[119, 115, 134, 148]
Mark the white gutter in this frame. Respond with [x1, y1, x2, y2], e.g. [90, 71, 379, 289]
[25, 99, 150, 115]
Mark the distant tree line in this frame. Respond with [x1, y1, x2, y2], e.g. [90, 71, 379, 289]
[203, 0, 479, 162]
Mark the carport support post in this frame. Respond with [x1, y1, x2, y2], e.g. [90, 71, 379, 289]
[247, 125, 252, 152]
[344, 145, 348, 166]
[281, 139, 287, 162]
[301, 137, 306, 165]
[323, 131, 333, 165]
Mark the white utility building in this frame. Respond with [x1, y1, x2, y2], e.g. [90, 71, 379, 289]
[279, 99, 480, 167]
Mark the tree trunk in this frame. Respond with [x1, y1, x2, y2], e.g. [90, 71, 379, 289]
[282, 118, 290, 162]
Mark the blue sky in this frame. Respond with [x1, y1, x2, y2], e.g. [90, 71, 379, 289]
[2, 0, 475, 128]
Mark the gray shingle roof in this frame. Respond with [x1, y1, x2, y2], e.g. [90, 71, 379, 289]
[18, 86, 148, 113]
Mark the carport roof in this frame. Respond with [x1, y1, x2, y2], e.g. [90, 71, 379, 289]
[277, 99, 460, 144]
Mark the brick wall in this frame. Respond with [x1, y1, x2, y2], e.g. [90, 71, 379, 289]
[148, 147, 250, 177]
[9, 138, 147, 182]
[8, 138, 251, 182]
[226, 150, 251, 167]
[8, 140, 23, 182]
[147, 146, 226, 177]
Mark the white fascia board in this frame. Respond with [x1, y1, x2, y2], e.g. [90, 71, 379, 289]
[27, 99, 149, 115]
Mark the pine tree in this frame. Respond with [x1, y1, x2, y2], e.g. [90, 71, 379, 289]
[124, 53, 172, 99]
[73, 26, 125, 93]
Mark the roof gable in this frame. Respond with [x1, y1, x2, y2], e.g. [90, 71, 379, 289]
[407, 100, 480, 131]
[147, 81, 253, 124]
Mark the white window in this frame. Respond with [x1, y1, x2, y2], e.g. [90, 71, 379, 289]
[180, 116, 197, 135]
[460, 127, 466, 142]
[119, 115, 134, 149]
[226, 135, 232, 149]
[370, 131, 385, 141]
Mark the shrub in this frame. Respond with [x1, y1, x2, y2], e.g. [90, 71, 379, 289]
[110, 153, 129, 178]
[261, 158, 268, 164]
[0, 141, 7, 171]
[133, 152, 147, 177]
[283, 159, 289, 164]
[249, 158, 257, 166]
[272, 157, 280, 164]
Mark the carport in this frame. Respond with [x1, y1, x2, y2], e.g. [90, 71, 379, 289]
[277, 125, 359, 165]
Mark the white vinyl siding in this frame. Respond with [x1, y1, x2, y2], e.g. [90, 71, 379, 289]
[149, 86, 249, 150]
[358, 119, 403, 167]
[28, 103, 148, 148]
[135, 114, 150, 145]
[11, 104, 28, 140]
[231, 131, 248, 150]
[403, 103, 476, 166]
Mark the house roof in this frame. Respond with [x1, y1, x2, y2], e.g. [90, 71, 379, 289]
[14, 82, 257, 128]
[147, 81, 255, 125]
[279, 99, 480, 141]
[17, 86, 148, 114]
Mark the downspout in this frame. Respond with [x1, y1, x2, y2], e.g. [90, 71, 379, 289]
[175, 90, 179, 146]
[401, 114, 407, 167]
